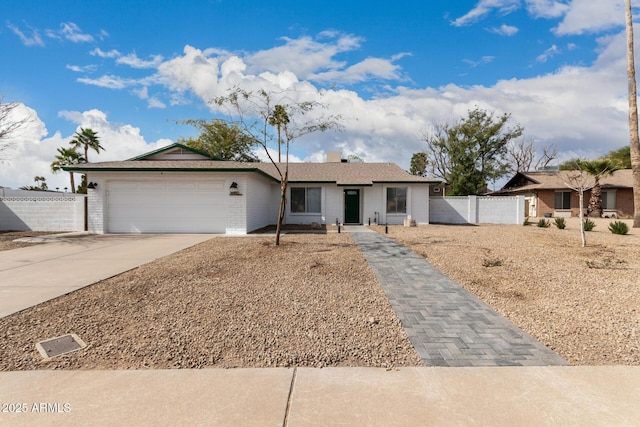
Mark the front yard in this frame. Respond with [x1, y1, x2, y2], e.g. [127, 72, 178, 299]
[0, 218, 638, 369]
[376, 218, 639, 365]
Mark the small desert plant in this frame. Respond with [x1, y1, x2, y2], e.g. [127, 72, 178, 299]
[536, 219, 550, 228]
[482, 258, 504, 267]
[583, 218, 596, 232]
[586, 257, 627, 269]
[553, 217, 566, 229]
[608, 221, 629, 235]
[523, 217, 532, 226]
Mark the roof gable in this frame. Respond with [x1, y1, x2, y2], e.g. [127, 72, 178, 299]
[498, 169, 633, 193]
[128, 143, 222, 161]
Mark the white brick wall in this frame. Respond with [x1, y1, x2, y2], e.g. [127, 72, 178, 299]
[0, 195, 85, 231]
[430, 196, 525, 224]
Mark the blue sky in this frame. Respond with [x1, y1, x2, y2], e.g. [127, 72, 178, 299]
[0, 0, 637, 190]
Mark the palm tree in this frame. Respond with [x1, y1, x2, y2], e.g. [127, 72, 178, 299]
[51, 147, 84, 193]
[268, 105, 289, 163]
[69, 128, 103, 163]
[625, 0, 640, 227]
[576, 159, 622, 218]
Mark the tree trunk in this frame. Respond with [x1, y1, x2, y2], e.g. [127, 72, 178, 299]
[625, 0, 640, 227]
[587, 182, 602, 218]
[274, 171, 288, 246]
[578, 188, 586, 247]
[69, 172, 76, 193]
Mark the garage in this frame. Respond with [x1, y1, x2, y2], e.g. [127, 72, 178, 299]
[107, 180, 226, 233]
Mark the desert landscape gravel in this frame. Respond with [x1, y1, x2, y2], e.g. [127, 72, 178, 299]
[374, 218, 639, 366]
[0, 218, 638, 369]
[0, 232, 420, 370]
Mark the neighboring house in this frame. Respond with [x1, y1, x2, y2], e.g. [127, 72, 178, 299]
[64, 143, 437, 234]
[494, 170, 635, 218]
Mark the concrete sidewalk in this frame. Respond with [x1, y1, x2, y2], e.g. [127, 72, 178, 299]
[1, 366, 639, 426]
[0, 234, 214, 318]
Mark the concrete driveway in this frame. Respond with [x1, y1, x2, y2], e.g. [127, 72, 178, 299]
[0, 234, 214, 318]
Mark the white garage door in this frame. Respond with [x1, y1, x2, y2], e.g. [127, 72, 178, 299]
[107, 181, 226, 233]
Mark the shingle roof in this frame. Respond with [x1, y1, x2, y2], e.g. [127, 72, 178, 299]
[497, 169, 633, 194]
[64, 160, 437, 185]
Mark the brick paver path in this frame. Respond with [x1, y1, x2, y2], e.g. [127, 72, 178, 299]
[349, 229, 568, 367]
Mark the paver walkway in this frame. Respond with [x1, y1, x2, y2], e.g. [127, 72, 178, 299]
[348, 228, 568, 367]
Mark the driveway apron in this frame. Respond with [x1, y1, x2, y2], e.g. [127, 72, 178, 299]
[0, 234, 214, 318]
[349, 229, 568, 367]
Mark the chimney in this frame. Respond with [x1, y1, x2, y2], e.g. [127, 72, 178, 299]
[326, 151, 342, 163]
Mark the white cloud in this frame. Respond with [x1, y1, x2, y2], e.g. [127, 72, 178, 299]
[6, 22, 44, 47]
[525, 0, 570, 19]
[147, 97, 166, 109]
[463, 56, 496, 67]
[77, 75, 136, 89]
[59, 22, 94, 43]
[117, 53, 164, 69]
[66, 64, 98, 73]
[90, 48, 121, 58]
[536, 44, 561, 62]
[489, 24, 519, 36]
[452, 0, 521, 27]
[310, 56, 406, 84]
[554, 0, 625, 35]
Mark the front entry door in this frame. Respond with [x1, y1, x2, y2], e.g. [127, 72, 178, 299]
[344, 189, 360, 224]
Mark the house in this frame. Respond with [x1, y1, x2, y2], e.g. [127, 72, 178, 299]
[494, 170, 635, 218]
[64, 143, 437, 234]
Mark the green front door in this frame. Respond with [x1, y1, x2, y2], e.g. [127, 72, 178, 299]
[344, 189, 360, 224]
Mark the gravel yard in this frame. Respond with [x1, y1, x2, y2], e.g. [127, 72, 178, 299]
[0, 218, 638, 370]
[374, 218, 640, 366]
[0, 231, 50, 252]
[0, 233, 420, 370]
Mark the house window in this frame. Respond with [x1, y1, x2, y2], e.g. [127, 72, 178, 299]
[602, 191, 616, 210]
[554, 191, 571, 209]
[291, 187, 321, 213]
[387, 187, 407, 214]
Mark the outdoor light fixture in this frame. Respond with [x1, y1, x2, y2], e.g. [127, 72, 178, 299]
[87, 182, 98, 189]
[229, 181, 241, 195]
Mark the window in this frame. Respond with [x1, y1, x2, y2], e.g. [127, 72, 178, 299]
[554, 191, 571, 209]
[387, 187, 407, 214]
[602, 191, 616, 210]
[291, 187, 321, 213]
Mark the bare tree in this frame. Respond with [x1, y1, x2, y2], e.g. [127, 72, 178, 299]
[506, 137, 557, 172]
[562, 170, 594, 248]
[0, 96, 30, 160]
[625, 0, 640, 227]
[214, 88, 342, 245]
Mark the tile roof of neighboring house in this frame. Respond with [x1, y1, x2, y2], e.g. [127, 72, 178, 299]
[64, 159, 437, 185]
[496, 169, 634, 194]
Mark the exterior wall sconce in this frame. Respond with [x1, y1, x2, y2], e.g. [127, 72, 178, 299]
[229, 181, 241, 195]
[87, 182, 98, 189]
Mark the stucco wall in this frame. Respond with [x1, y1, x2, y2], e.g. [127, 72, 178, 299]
[246, 175, 278, 232]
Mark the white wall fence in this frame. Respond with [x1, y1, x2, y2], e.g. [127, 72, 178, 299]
[0, 189, 86, 232]
[429, 196, 525, 225]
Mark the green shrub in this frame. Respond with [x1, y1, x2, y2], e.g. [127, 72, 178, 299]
[553, 217, 566, 229]
[608, 221, 629, 235]
[583, 218, 596, 232]
[537, 219, 550, 228]
[523, 217, 532, 226]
